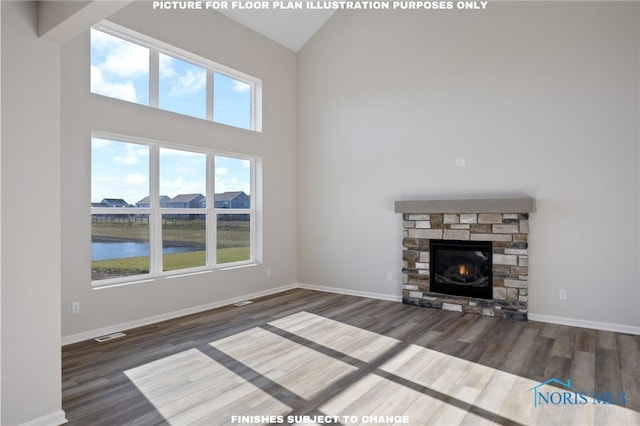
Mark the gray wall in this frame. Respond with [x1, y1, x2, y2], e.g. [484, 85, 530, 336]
[297, 2, 640, 328]
[1, 1, 63, 424]
[61, 2, 298, 338]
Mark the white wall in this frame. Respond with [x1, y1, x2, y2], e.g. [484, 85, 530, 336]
[1, 1, 64, 424]
[298, 2, 640, 329]
[61, 2, 298, 339]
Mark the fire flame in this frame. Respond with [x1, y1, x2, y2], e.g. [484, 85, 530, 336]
[458, 264, 468, 275]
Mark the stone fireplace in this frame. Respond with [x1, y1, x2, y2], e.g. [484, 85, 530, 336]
[395, 198, 535, 321]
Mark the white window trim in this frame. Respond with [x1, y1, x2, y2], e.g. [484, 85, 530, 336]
[92, 21, 263, 132]
[91, 132, 260, 288]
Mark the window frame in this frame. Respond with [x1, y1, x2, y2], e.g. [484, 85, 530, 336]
[91, 21, 262, 132]
[91, 132, 260, 288]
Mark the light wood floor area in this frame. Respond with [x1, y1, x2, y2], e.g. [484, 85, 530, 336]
[62, 289, 640, 425]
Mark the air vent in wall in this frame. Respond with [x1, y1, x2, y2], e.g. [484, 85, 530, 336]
[94, 332, 126, 342]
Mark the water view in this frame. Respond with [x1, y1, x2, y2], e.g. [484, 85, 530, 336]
[92, 241, 201, 261]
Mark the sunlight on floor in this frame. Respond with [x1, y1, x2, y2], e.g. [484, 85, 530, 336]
[124, 311, 640, 425]
[211, 326, 359, 400]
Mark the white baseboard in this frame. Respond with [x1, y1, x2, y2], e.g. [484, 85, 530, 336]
[529, 313, 640, 335]
[19, 410, 67, 426]
[61, 283, 298, 345]
[299, 283, 640, 335]
[62, 283, 640, 345]
[297, 283, 402, 303]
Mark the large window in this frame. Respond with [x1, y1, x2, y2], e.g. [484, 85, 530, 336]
[90, 22, 261, 131]
[91, 136, 258, 285]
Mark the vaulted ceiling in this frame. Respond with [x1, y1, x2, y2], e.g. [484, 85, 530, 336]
[38, 1, 334, 52]
[216, 7, 335, 51]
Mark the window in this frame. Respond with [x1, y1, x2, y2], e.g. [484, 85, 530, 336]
[91, 139, 150, 280]
[213, 73, 251, 130]
[159, 54, 207, 119]
[90, 30, 149, 105]
[215, 155, 252, 264]
[159, 148, 207, 272]
[91, 135, 258, 285]
[90, 23, 261, 131]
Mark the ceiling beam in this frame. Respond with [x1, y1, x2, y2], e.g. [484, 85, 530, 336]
[38, 0, 133, 44]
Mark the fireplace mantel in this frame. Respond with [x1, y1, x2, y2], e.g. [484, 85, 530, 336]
[395, 197, 536, 214]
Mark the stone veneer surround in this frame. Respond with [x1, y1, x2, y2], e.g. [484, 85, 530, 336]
[395, 198, 535, 321]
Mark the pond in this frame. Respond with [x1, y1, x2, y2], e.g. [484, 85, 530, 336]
[92, 241, 201, 261]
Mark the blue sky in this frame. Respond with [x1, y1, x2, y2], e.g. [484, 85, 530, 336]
[90, 29, 252, 205]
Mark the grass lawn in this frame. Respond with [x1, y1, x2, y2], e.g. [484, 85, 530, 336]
[92, 247, 250, 280]
[92, 218, 249, 247]
[92, 217, 251, 280]
[92, 220, 149, 241]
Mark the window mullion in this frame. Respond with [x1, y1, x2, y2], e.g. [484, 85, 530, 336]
[149, 49, 159, 108]
[206, 70, 214, 122]
[250, 82, 256, 131]
[150, 146, 162, 274]
[253, 81, 262, 132]
[208, 154, 217, 266]
[250, 159, 257, 263]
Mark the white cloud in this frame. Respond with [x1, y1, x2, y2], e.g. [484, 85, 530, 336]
[92, 30, 149, 79]
[215, 177, 250, 194]
[161, 147, 204, 157]
[215, 167, 227, 176]
[92, 175, 119, 183]
[159, 177, 205, 198]
[175, 165, 202, 175]
[91, 66, 137, 102]
[232, 80, 251, 93]
[113, 142, 148, 165]
[91, 138, 112, 150]
[159, 54, 206, 97]
[125, 173, 147, 184]
[170, 69, 206, 97]
[159, 54, 177, 79]
[114, 155, 139, 165]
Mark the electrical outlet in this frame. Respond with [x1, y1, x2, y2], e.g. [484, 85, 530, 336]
[72, 302, 80, 314]
[559, 289, 567, 300]
[386, 273, 392, 281]
[456, 157, 466, 167]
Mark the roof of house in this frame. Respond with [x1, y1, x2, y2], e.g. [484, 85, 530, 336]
[214, 191, 247, 202]
[136, 195, 169, 205]
[101, 198, 128, 205]
[168, 193, 204, 203]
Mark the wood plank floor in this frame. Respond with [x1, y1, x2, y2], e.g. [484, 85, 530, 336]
[62, 289, 640, 425]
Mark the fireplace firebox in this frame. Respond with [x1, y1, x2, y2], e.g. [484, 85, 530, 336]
[430, 239, 493, 299]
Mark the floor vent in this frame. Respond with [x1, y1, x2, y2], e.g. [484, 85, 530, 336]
[94, 332, 126, 343]
[233, 300, 254, 307]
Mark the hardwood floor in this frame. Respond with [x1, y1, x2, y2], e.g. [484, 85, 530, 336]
[62, 289, 640, 425]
